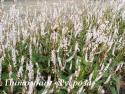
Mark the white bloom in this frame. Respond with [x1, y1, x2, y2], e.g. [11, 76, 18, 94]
[62, 27, 68, 35]
[46, 75, 52, 87]
[40, 23, 46, 36]
[27, 82, 34, 94]
[100, 63, 105, 71]
[27, 44, 34, 80]
[29, 44, 32, 63]
[61, 37, 68, 49]
[8, 64, 12, 78]
[17, 65, 23, 78]
[50, 31, 58, 43]
[75, 42, 79, 52]
[35, 63, 41, 82]
[0, 22, 3, 41]
[12, 47, 16, 67]
[74, 22, 82, 38]
[89, 51, 94, 62]
[51, 49, 56, 65]
[113, 27, 119, 39]
[86, 32, 92, 43]
[99, 23, 106, 31]
[27, 62, 34, 80]
[9, 4, 19, 20]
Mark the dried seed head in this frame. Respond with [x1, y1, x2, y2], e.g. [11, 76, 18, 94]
[8, 64, 12, 72]
[52, 24, 59, 32]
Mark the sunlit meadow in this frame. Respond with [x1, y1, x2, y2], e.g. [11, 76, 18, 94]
[0, 0, 125, 94]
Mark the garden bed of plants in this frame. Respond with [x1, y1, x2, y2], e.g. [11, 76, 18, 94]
[0, 0, 125, 94]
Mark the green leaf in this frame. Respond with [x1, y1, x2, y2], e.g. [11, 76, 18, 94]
[110, 87, 117, 94]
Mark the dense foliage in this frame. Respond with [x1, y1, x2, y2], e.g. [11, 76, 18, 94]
[0, 0, 125, 94]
